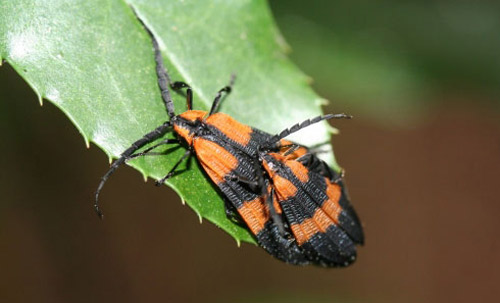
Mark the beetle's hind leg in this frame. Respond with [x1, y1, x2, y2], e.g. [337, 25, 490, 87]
[223, 198, 247, 227]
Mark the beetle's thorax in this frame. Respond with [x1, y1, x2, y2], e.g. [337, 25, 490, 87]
[172, 110, 208, 145]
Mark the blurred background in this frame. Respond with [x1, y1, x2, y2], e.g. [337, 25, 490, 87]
[1, 0, 499, 302]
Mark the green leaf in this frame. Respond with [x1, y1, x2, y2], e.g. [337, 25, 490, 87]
[0, 0, 336, 244]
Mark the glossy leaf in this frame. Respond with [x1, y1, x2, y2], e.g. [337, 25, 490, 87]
[0, 0, 337, 244]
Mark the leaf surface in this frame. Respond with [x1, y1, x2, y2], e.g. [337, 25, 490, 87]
[0, 0, 337, 244]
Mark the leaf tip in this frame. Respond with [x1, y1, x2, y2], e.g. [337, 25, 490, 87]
[275, 32, 291, 54]
[197, 212, 203, 224]
[142, 173, 148, 182]
[304, 75, 314, 85]
[235, 239, 241, 248]
[326, 124, 340, 135]
[318, 97, 330, 106]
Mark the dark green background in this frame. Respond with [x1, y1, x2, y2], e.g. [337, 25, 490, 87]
[1, 1, 499, 302]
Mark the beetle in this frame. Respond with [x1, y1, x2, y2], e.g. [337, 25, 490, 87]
[94, 13, 363, 267]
